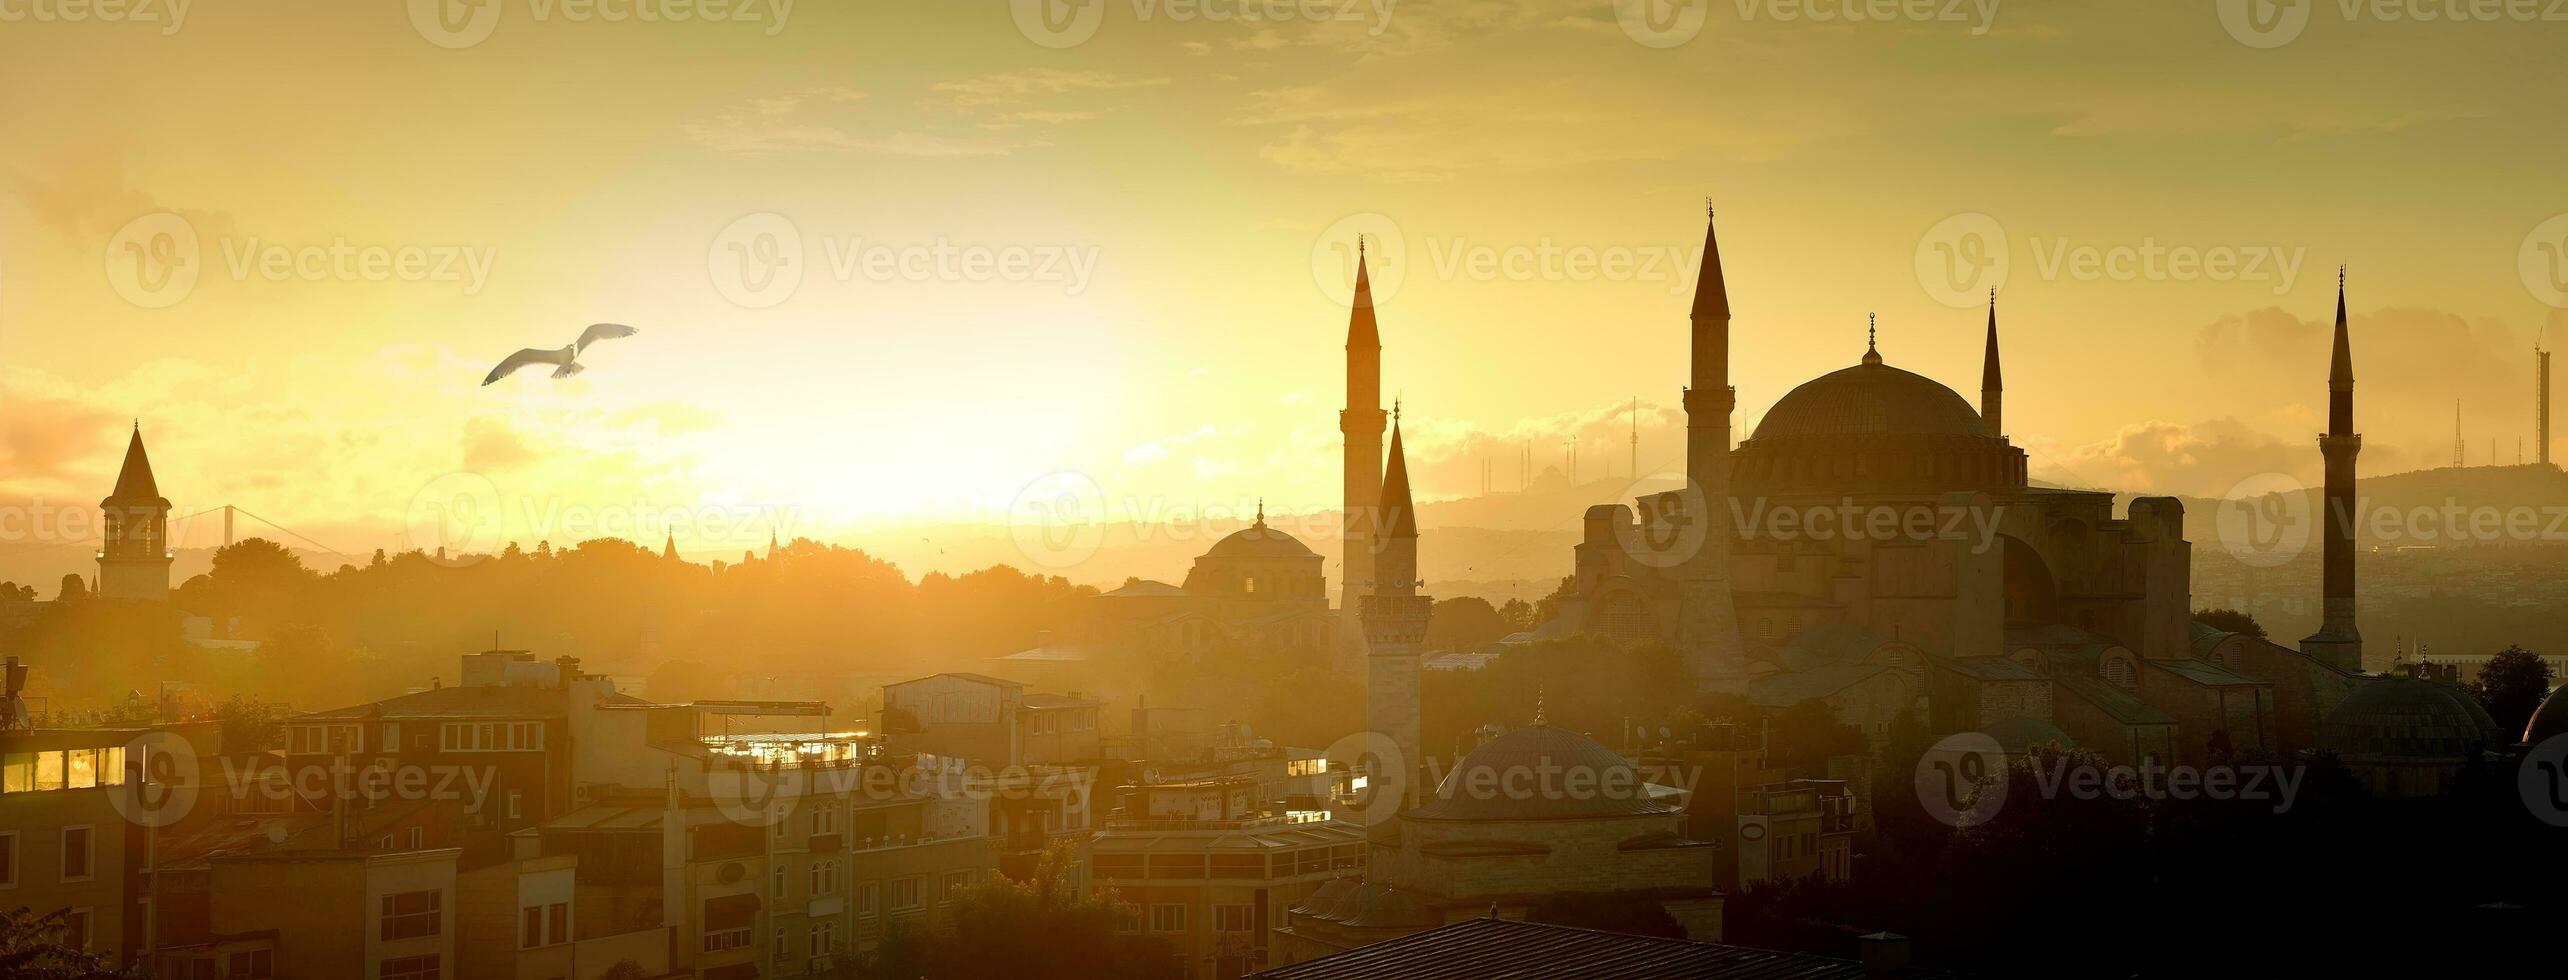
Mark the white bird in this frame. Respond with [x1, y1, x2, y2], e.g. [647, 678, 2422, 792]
[482, 323, 639, 386]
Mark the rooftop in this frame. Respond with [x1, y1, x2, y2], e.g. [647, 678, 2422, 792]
[1250, 917, 1956, 980]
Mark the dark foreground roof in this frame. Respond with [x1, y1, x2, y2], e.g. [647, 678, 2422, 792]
[1249, 918, 1955, 980]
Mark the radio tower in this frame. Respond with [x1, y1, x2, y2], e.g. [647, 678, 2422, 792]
[2538, 328, 2552, 467]
[2453, 401, 2464, 469]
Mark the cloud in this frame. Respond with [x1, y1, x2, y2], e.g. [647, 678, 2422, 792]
[7, 132, 235, 244]
[926, 69, 1168, 109]
[461, 417, 538, 473]
[2030, 417, 2305, 498]
[0, 394, 119, 493]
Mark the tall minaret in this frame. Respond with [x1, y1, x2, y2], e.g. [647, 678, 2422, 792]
[1341, 238, 1388, 648]
[98, 424, 174, 601]
[1981, 289, 2004, 438]
[1362, 407, 1428, 808]
[1678, 206, 1745, 691]
[2301, 267, 2363, 672]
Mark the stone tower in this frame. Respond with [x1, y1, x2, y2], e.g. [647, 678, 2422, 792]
[98, 425, 174, 601]
[2301, 268, 2363, 672]
[1981, 290, 2004, 438]
[1340, 240, 1387, 667]
[1678, 208, 1745, 691]
[1362, 410, 1428, 808]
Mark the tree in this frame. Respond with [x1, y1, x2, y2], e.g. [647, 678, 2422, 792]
[1497, 597, 1538, 634]
[218, 694, 289, 754]
[1424, 596, 1507, 651]
[2193, 607, 2266, 640]
[2468, 644, 2553, 736]
[0, 581, 36, 602]
[0, 908, 142, 979]
[853, 841, 1182, 980]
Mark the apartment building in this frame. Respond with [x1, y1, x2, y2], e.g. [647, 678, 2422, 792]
[1090, 775, 1362, 980]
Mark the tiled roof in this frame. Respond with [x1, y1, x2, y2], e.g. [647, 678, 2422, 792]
[1249, 917, 1955, 980]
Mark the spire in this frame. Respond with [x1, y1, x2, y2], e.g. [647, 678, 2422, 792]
[107, 425, 165, 503]
[1861, 313, 1882, 366]
[1347, 236, 1381, 350]
[1254, 497, 1266, 528]
[1691, 203, 1730, 321]
[1381, 413, 1417, 541]
[1983, 290, 2003, 388]
[663, 531, 678, 560]
[2330, 265, 2353, 389]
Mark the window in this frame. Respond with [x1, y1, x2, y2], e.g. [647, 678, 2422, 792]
[437, 721, 543, 752]
[380, 889, 442, 941]
[35, 752, 64, 792]
[703, 927, 750, 952]
[1113, 904, 1142, 933]
[772, 863, 787, 899]
[66, 749, 97, 789]
[810, 803, 837, 835]
[1149, 904, 1186, 933]
[813, 920, 838, 955]
[1216, 905, 1255, 934]
[941, 869, 972, 903]
[549, 903, 567, 946]
[520, 907, 542, 949]
[505, 790, 522, 820]
[226, 949, 273, 979]
[890, 876, 923, 911]
[61, 826, 93, 881]
[521, 901, 569, 948]
[405, 827, 424, 849]
[857, 881, 880, 918]
[0, 831, 16, 887]
[380, 954, 440, 980]
[62, 909, 90, 951]
[810, 859, 839, 896]
[3, 753, 32, 793]
[773, 928, 791, 961]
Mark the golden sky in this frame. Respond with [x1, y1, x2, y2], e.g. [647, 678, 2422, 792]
[4, 1, 2566, 566]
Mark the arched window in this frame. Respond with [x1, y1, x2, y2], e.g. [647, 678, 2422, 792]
[2103, 657, 2136, 690]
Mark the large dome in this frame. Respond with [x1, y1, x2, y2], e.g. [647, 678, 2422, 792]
[1408, 723, 1676, 822]
[2526, 685, 2568, 745]
[1732, 348, 2026, 494]
[1205, 519, 1318, 559]
[1752, 359, 1989, 441]
[2320, 677, 2503, 760]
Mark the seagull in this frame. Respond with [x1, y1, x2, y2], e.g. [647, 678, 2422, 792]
[482, 323, 639, 386]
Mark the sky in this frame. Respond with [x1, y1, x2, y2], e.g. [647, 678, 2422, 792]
[3, 1, 2566, 570]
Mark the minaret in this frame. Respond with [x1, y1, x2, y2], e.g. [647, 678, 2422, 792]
[1678, 205, 1745, 691]
[1981, 289, 2004, 438]
[1362, 406, 1428, 808]
[663, 531, 678, 561]
[98, 424, 174, 601]
[1340, 237, 1388, 659]
[2301, 267, 2363, 672]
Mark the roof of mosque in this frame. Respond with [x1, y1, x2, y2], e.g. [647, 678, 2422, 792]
[1408, 724, 1678, 822]
[1205, 520, 1320, 559]
[2321, 677, 2504, 760]
[1252, 917, 1959, 980]
[1748, 358, 1990, 443]
[2524, 685, 2568, 745]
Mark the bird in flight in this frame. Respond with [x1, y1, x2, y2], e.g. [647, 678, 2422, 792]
[482, 323, 639, 386]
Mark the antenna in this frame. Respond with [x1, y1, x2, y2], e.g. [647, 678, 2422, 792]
[2455, 401, 2465, 469]
[1630, 396, 1640, 478]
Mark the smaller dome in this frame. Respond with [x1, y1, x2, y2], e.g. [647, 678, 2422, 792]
[2523, 685, 2568, 745]
[1205, 520, 1318, 559]
[2321, 677, 2503, 760]
[1409, 724, 1674, 822]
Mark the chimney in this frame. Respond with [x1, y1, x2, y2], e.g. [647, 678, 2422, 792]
[1859, 932, 1911, 977]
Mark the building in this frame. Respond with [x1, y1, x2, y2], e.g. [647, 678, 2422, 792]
[995, 512, 1344, 674]
[97, 424, 174, 602]
[1253, 917, 1949, 980]
[878, 672, 1101, 769]
[1089, 774, 1365, 980]
[1634, 724, 1855, 891]
[1552, 211, 2377, 768]
[0, 721, 146, 965]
